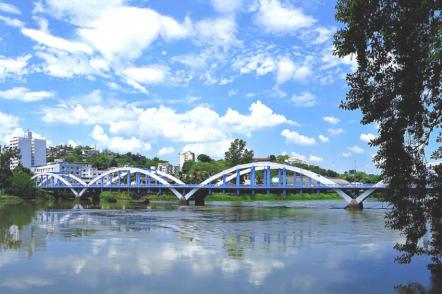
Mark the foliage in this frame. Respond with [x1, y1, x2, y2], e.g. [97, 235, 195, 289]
[224, 139, 254, 166]
[197, 154, 213, 163]
[99, 191, 117, 203]
[335, 0, 441, 267]
[0, 146, 16, 191]
[6, 166, 37, 199]
[180, 160, 230, 183]
[49, 147, 166, 169]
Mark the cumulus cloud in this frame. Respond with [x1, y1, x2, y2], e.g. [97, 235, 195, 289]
[194, 17, 239, 48]
[360, 133, 376, 143]
[276, 57, 312, 84]
[281, 129, 316, 146]
[254, 0, 315, 33]
[0, 87, 54, 102]
[43, 92, 293, 154]
[232, 53, 276, 76]
[318, 134, 329, 143]
[158, 146, 175, 156]
[90, 125, 151, 153]
[291, 92, 316, 107]
[0, 55, 30, 79]
[0, 111, 20, 144]
[323, 116, 340, 124]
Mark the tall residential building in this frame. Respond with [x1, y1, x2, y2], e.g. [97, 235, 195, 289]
[179, 150, 195, 171]
[9, 130, 46, 169]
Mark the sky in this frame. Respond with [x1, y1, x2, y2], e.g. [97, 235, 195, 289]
[0, 0, 382, 172]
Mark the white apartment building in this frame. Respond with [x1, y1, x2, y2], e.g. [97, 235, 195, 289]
[179, 150, 195, 171]
[9, 130, 46, 169]
[157, 163, 180, 175]
[32, 159, 91, 178]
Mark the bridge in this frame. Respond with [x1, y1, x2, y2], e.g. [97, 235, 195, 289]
[32, 162, 385, 209]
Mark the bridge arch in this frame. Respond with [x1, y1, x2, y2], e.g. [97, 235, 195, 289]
[31, 172, 84, 197]
[184, 162, 353, 203]
[82, 167, 184, 199]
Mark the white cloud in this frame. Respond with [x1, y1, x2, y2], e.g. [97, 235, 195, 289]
[35, 48, 107, 78]
[0, 15, 24, 28]
[321, 46, 357, 71]
[232, 53, 276, 76]
[90, 124, 151, 153]
[0, 111, 20, 144]
[0, 55, 30, 79]
[291, 92, 316, 107]
[0, 2, 21, 14]
[254, 0, 316, 33]
[195, 17, 238, 48]
[76, 6, 191, 62]
[0, 87, 53, 102]
[182, 140, 231, 158]
[328, 128, 343, 135]
[122, 65, 168, 92]
[211, 0, 242, 13]
[318, 134, 329, 143]
[276, 57, 312, 84]
[43, 95, 292, 155]
[360, 133, 376, 143]
[158, 146, 175, 156]
[341, 152, 352, 158]
[347, 145, 364, 154]
[312, 27, 334, 44]
[21, 28, 93, 54]
[323, 116, 340, 124]
[281, 129, 316, 146]
[308, 155, 323, 163]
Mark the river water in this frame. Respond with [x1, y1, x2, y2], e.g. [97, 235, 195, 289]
[0, 200, 438, 293]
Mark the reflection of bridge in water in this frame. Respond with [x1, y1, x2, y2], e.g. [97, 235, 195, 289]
[32, 162, 386, 208]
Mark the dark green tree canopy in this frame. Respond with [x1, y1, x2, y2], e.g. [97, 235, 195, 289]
[334, 0, 441, 268]
[224, 139, 254, 166]
[197, 154, 213, 163]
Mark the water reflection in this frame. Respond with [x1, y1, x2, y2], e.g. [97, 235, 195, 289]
[0, 201, 437, 293]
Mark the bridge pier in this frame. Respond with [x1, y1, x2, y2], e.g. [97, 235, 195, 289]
[179, 198, 189, 206]
[345, 199, 363, 210]
[195, 196, 205, 206]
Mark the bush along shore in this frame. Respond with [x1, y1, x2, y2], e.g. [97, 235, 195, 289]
[95, 191, 344, 203]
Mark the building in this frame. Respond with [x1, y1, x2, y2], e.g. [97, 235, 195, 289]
[9, 130, 46, 169]
[32, 159, 92, 178]
[285, 155, 309, 165]
[179, 150, 195, 171]
[157, 163, 180, 175]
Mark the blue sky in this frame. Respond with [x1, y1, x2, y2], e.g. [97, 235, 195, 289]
[0, 0, 382, 172]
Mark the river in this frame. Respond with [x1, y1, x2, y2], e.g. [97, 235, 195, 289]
[0, 200, 438, 293]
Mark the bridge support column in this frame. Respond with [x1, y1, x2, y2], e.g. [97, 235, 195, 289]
[179, 198, 189, 206]
[195, 196, 205, 206]
[345, 199, 363, 210]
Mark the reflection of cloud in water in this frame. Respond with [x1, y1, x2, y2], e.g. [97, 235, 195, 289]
[1, 276, 53, 290]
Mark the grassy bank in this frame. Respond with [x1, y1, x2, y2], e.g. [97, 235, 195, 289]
[0, 195, 24, 205]
[205, 192, 342, 202]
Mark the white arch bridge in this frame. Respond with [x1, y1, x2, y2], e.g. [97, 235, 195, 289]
[32, 162, 385, 208]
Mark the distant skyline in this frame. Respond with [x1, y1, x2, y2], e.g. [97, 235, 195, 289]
[0, 0, 406, 172]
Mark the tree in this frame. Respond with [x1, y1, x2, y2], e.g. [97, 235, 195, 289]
[334, 0, 441, 268]
[6, 166, 36, 198]
[197, 154, 213, 163]
[224, 139, 254, 166]
[0, 147, 16, 192]
[269, 155, 276, 162]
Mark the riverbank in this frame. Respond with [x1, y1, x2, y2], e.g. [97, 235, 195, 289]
[0, 195, 24, 205]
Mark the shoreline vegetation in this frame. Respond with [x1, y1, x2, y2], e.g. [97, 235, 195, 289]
[98, 191, 345, 203]
[0, 195, 24, 205]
